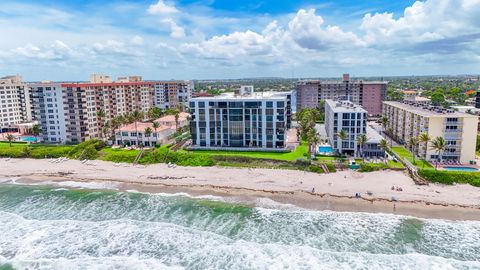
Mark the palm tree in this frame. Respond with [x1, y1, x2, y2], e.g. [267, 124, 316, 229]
[408, 137, 418, 163]
[131, 110, 144, 146]
[174, 110, 180, 132]
[356, 134, 368, 161]
[381, 116, 388, 134]
[116, 115, 126, 146]
[418, 132, 431, 168]
[110, 117, 121, 145]
[430, 137, 446, 170]
[306, 128, 318, 156]
[96, 108, 106, 139]
[152, 121, 160, 145]
[31, 124, 41, 142]
[144, 127, 153, 147]
[336, 129, 348, 157]
[386, 128, 394, 147]
[379, 139, 388, 153]
[5, 134, 15, 147]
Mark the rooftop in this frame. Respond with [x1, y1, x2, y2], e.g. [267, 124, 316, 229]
[325, 99, 367, 113]
[191, 91, 292, 101]
[383, 101, 478, 118]
[366, 126, 384, 144]
[297, 80, 387, 85]
[119, 122, 171, 133]
[156, 112, 190, 123]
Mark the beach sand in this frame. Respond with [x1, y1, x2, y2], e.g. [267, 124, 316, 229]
[1, 158, 480, 220]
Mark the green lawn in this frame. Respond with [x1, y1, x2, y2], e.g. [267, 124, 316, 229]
[0, 142, 27, 148]
[183, 142, 309, 161]
[388, 159, 405, 169]
[392, 146, 433, 168]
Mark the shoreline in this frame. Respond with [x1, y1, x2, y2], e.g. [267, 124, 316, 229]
[2, 158, 480, 221]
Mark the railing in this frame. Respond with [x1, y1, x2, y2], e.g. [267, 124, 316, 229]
[389, 148, 429, 185]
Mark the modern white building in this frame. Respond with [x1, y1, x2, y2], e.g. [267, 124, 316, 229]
[325, 99, 384, 157]
[383, 101, 478, 164]
[30, 83, 68, 143]
[189, 91, 292, 150]
[0, 75, 32, 129]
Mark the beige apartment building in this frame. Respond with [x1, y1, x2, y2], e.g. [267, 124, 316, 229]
[61, 75, 193, 140]
[383, 101, 478, 164]
[0, 75, 32, 129]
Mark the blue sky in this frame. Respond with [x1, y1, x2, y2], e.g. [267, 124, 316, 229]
[0, 0, 479, 81]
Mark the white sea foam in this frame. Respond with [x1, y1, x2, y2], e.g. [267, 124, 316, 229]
[1, 209, 479, 270]
[54, 181, 120, 190]
[1, 186, 480, 270]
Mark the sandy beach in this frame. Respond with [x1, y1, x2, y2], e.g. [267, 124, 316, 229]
[1, 158, 480, 220]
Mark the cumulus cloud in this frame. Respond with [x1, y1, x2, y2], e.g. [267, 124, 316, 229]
[147, 0, 185, 39]
[162, 18, 185, 39]
[360, 0, 480, 48]
[12, 40, 74, 60]
[147, 0, 179, 15]
[288, 9, 364, 50]
[177, 8, 364, 64]
[130, 35, 144, 45]
[1, 0, 480, 79]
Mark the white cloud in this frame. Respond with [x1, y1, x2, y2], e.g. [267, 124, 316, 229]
[360, 0, 480, 47]
[162, 18, 185, 39]
[147, 0, 185, 39]
[12, 40, 74, 60]
[1, 0, 480, 79]
[288, 9, 364, 50]
[131, 35, 144, 45]
[147, 0, 179, 15]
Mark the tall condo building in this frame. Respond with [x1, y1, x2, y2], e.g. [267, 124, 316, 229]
[383, 101, 478, 164]
[0, 75, 32, 128]
[26, 75, 193, 143]
[58, 76, 193, 140]
[189, 91, 292, 150]
[296, 74, 387, 116]
[30, 83, 68, 143]
[324, 99, 384, 157]
[153, 81, 193, 110]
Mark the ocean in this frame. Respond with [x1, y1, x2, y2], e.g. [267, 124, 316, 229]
[0, 184, 479, 270]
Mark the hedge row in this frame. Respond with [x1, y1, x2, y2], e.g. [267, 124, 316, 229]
[418, 169, 480, 187]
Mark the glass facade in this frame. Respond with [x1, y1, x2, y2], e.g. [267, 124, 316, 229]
[190, 95, 291, 149]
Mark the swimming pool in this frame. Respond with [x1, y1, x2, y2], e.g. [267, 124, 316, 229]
[19, 136, 38, 142]
[443, 166, 478, 172]
[318, 146, 334, 153]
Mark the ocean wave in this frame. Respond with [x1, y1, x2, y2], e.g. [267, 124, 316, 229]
[1, 184, 480, 269]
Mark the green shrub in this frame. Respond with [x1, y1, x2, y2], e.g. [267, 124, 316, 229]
[21, 146, 32, 158]
[68, 139, 105, 158]
[100, 149, 139, 163]
[326, 163, 336, 173]
[0, 147, 24, 158]
[295, 158, 310, 166]
[307, 165, 324, 173]
[30, 146, 72, 159]
[78, 145, 98, 160]
[359, 163, 388, 172]
[418, 169, 480, 187]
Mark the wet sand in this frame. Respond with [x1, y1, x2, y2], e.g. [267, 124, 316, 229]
[1, 158, 480, 220]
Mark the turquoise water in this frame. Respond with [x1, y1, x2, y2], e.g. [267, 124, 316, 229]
[0, 184, 479, 269]
[18, 136, 37, 142]
[318, 146, 333, 153]
[444, 166, 478, 172]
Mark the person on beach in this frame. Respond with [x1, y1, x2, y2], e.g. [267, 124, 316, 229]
[312, 187, 315, 193]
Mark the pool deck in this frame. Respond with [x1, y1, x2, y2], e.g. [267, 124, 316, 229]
[438, 165, 480, 172]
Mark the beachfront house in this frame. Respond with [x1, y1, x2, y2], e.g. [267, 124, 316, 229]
[325, 99, 385, 157]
